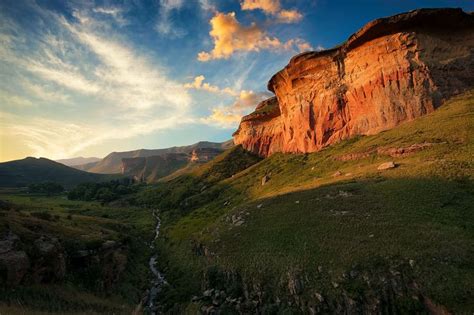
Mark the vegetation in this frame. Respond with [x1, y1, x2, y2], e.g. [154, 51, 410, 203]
[28, 182, 64, 195]
[0, 157, 117, 188]
[67, 178, 139, 203]
[137, 90, 474, 312]
[0, 191, 154, 314]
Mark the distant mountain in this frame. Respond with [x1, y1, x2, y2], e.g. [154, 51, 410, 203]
[86, 140, 233, 174]
[0, 157, 116, 188]
[56, 156, 101, 167]
[122, 147, 225, 183]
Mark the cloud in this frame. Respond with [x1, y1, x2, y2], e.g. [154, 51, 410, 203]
[241, 0, 280, 14]
[21, 80, 70, 103]
[92, 7, 128, 26]
[155, 0, 186, 37]
[0, 111, 195, 159]
[198, 12, 311, 61]
[184, 75, 237, 96]
[202, 90, 272, 127]
[277, 9, 303, 23]
[0, 90, 33, 107]
[241, 0, 303, 23]
[0, 5, 193, 159]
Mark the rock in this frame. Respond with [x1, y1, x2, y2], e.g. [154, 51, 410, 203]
[102, 240, 117, 249]
[333, 171, 342, 177]
[409, 259, 415, 267]
[203, 289, 214, 297]
[256, 204, 263, 209]
[32, 236, 66, 283]
[377, 161, 396, 170]
[0, 232, 30, 286]
[233, 9, 474, 157]
[261, 175, 270, 186]
[295, 200, 300, 204]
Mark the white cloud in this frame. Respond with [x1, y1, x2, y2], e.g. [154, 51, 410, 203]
[92, 7, 128, 26]
[155, 0, 187, 37]
[0, 7, 193, 159]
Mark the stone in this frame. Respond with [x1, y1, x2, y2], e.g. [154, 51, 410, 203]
[233, 9, 474, 157]
[256, 204, 263, 209]
[261, 175, 270, 186]
[333, 171, 342, 177]
[377, 161, 396, 170]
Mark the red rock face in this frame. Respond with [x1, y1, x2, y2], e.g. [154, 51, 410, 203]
[233, 9, 474, 157]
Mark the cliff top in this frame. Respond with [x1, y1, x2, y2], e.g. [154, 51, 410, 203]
[268, 8, 474, 92]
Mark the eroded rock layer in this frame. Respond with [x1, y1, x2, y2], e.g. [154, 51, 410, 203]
[233, 8, 474, 157]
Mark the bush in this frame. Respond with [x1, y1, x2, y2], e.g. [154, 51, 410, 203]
[67, 179, 137, 203]
[28, 182, 64, 195]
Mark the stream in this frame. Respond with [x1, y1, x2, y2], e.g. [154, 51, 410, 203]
[146, 209, 166, 315]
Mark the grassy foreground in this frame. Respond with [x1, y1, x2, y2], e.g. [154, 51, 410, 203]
[138, 90, 474, 313]
[0, 192, 154, 314]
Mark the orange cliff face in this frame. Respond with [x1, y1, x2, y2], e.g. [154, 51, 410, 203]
[233, 8, 474, 157]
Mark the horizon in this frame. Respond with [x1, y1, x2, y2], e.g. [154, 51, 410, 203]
[1, 0, 473, 162]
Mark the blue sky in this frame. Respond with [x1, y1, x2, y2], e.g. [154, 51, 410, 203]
[1, 0, 473, 161]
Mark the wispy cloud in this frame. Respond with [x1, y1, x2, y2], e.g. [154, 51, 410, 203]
[155, 0, 187, 37]
[0, 4, 193, 159]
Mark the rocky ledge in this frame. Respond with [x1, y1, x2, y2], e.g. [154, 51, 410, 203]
[233, 8, 474, 157]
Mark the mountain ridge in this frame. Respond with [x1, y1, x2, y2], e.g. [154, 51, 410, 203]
[0, 157, 116, 188]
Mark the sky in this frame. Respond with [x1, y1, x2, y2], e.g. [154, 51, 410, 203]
[1, 0, 473, 162]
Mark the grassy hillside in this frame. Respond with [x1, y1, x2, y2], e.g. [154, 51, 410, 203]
[0, 191, 153, 314]
[0, 157, 117, 188]
[138, 91, 474, 313]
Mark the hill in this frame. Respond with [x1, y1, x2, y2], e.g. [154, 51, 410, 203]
[55, 156, 101, 167]
[136, 89, 474, 313]
[85, 140, 233, 174]
[0, 157, 116, 188]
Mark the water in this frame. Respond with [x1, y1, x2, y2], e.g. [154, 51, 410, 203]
[146, 209, 166, 315]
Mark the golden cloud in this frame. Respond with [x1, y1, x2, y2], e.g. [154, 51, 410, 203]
[202, 90, 272, 127]
[198, 12, 311, 61]
[241, 0, 303, 23]
[184, 75, 237, 96]
[241, 0, 280, 14]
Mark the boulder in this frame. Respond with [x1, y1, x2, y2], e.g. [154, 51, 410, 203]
[377, 161, 396, 170]
[0, 233, 30, 286]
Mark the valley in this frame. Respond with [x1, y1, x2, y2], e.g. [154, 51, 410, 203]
[0, 6, 473, 315]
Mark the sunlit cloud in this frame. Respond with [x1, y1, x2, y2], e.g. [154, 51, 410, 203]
[184, 75, 237, 96]
[202, 90, 271, 127]
[0, 5, 192, 159]
[241, 0, 303, 23]
[198, 11, 311, 61]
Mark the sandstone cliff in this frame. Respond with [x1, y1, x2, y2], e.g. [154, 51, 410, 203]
[233, 8, 474, 157]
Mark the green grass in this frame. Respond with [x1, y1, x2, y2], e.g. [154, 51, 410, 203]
[141, 90, 474, 312]
[0, 192, 154, 314]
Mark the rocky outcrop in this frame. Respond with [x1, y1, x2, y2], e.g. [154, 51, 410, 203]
[233, 8, 474, 157]
[189, 148, 222, 162]
[122, 148, 223, 182]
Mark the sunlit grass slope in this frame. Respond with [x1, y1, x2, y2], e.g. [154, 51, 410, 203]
[140, 90, 474, 312]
